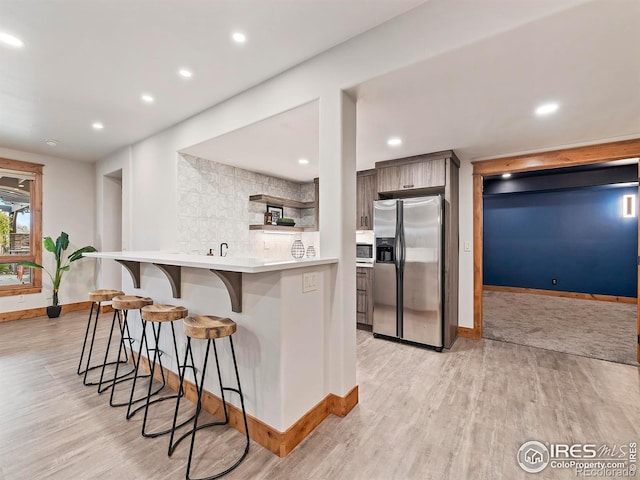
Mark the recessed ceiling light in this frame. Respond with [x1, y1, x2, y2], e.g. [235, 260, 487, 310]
[0, 32, 24, 48]
[535, 102, 559, 116]
[298, 158, 309, 165]
[44, 139, 58, 146]
[141, 94, 154, 103]
[232, 32, 247, 44]
[178, 68, 193, 79]
[502, 173, 512, 179]
[387, 137, 402, 146]
[92, 122, 104, 130]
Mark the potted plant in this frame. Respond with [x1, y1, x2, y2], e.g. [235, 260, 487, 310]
[20, 232, 97, 318]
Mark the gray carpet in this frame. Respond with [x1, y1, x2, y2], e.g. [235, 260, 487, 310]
[483, 290, 638, 366]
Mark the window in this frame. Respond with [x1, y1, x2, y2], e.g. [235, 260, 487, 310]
[0, 158, 43, 296]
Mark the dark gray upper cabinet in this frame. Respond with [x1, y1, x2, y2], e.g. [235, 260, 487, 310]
[376, 152, 448, 194]
[356, 169, 377, 230]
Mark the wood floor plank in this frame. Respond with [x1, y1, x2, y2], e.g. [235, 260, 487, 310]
[1, 311, 640, 479]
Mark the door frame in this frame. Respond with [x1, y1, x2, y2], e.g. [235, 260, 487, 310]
[470, 138, 640, 358]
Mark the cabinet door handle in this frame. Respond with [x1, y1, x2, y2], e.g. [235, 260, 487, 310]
[365, 216, 368, 227]
[360, 216, 364, 226]
[403, 184, 414, 189]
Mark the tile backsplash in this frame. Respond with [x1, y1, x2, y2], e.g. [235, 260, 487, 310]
[178, 154, 319, 259]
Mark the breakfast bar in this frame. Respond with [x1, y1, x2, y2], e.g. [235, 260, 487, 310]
[85, 251, 351, 457]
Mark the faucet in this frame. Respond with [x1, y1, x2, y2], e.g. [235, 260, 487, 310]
[220, 242, 228, 257]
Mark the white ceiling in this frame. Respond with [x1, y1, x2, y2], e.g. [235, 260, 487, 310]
[353, 0, 640, 167]
[3, 0, 639, 179]
[187, 0, 640, 182]
[0, 0, 423, 162]
[184, 100, 320, 182]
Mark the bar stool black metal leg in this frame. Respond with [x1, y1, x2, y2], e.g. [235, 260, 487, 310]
[186, 339, 212, 480]
[168, 338, 200, 456]
[97, 308, 120, 393]
[139, 321, 165, 426]
[97, 309, 135, 393]
[123, 317, 166, 416]
[123, 316, 149, 413]
[228, 335, 250, 461]
[138, 322, 196, 437]
[77, 301, 96, 375]
[177, 337, 249, 480]
[82, 301, 132, 387]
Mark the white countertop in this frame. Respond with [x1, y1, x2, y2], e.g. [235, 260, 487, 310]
[356, 262, 374, 268]
[85, 251, 338, 274]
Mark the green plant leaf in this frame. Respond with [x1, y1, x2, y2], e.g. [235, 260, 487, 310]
[18, 261, 43, 269]
[60, 265, 70, 272]
[55, 232, 69, 259]
[44, 237, 55, 253]
[68, 245, 97, 262]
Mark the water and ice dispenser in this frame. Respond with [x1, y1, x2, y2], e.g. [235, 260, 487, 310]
[376, 238, 395, 263]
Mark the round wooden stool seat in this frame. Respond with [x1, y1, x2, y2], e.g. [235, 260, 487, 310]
[112, 295, 153, 311]
[89, 289, 125, 303]
[183, 315, 236, 340]
[141, 304, 188, 322]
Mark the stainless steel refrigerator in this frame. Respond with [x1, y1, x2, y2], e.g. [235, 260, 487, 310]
[373, 195, 443, 350]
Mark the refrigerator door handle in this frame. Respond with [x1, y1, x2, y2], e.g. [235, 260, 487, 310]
[397, 201, 406, 268]
[394, 206, 401, 269]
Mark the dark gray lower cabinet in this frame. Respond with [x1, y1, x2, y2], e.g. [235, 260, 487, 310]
[356, 267, 373, 325]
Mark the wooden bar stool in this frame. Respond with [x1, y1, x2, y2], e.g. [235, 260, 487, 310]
[77, 289, 126, 386]
[98, 295, 161, 408]
[168, 315, 250, 480]
[128, 304, 193, 438]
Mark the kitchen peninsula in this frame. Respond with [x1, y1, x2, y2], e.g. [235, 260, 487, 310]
[86, 250, 354, 457]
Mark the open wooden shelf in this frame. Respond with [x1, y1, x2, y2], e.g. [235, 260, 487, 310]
[249, 194, 315, 209]
[249, 224, 317, 232]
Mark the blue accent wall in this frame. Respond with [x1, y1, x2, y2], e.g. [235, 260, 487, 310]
[483, 185, 638, 297]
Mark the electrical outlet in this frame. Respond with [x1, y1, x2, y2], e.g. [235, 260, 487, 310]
[303, 272, 317, 293]
[17, 294, 25, 303]
[464, 241, 471, 252]
[552, 278, 557, 285]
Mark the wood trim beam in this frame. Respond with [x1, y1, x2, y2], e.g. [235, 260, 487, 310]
[0, 286, 42, 298]
[472, 138, 640, 176]
[32, 165, 42, 291]
[137, 351, 358, 458]
[472, 174, 483, 339]
[153, 263, 181, 298]
[210, 269, 242, 313]
[115, 260, 141, 288]
[0, 157, 44, 174]
[457, 326, 481, 340]
[483, 285, 636, 304]
[0, 301, 91, 323]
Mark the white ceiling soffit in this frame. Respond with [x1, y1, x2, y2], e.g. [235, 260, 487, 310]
[353, 0, 640, 167]
[0, 0, 424, 162]
[183, 100, 319, 183]
[184, 0, 640, 181]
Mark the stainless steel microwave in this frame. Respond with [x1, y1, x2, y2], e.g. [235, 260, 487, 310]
[356, 243, 374, 263]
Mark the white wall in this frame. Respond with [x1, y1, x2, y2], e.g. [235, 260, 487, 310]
[0, 146, 96, 312]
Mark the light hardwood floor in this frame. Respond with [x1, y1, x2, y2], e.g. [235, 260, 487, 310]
[1, 311, 639, 479]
